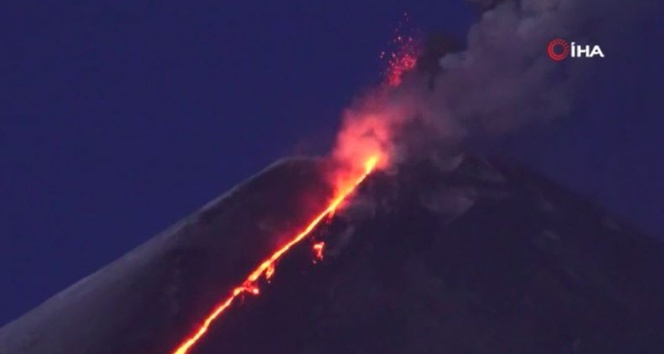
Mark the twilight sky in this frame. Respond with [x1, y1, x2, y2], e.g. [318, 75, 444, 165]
[1, 1, 662, 325]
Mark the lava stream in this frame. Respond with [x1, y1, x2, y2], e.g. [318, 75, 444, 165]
[172, 156, 379, 354]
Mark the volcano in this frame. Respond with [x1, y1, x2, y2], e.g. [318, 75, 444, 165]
[1, 155, 663, 354]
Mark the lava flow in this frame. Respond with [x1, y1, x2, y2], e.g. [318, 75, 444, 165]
[172, 156, 379, 354]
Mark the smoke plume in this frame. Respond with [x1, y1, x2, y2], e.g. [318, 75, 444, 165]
[330, 0, 638, 173]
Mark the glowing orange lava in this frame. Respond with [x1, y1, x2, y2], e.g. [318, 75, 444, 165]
[172, 156, 379, 354]
[383, 37, 418, 87]
[313, 242, 325, 262]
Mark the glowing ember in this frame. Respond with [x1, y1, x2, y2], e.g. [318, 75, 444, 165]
[313, 241, 325, 261]
[172, 156, 379, 354]
[380, 12, 420, 86]
[265, 263, 275, 281]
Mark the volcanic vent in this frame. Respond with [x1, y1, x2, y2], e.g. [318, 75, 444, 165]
[2, 154, 664, 354]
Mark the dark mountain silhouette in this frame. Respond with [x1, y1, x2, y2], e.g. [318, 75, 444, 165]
[2, 155, 663, 354]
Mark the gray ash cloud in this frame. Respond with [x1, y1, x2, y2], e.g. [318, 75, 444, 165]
[335, 0, 645, 167]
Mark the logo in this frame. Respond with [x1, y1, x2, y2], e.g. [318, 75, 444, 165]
[547, 38, 605, 61]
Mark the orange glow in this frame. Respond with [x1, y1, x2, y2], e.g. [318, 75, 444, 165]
[265, 263, 275, 281]
[313, 242, 325, 261]
[329, 15, 421, 186]
[332, 112, 390, 185]
[172, 155, 379, 354]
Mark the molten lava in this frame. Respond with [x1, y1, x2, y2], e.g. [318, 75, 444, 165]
[172, 156, 379, 354]
[313, 241, 325, 262]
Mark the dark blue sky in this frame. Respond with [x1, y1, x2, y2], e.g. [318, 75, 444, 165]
[1, 1, 662, 325]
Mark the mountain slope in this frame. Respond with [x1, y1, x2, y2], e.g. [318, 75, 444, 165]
[2, 155, 663, 354]
[195, 155, 664, 354]
[0, 157, 332, 354]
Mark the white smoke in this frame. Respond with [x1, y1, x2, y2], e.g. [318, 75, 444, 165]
[434, 0, 578, 132]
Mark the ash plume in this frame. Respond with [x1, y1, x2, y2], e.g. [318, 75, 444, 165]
[331, 0, 641, 170]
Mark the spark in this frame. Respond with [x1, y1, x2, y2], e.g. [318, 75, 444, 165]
[172, 155, 380, 354]
[384, 36, 418, 86]
[381, 12, 420, 87]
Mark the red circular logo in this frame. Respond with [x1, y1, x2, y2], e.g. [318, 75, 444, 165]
[547, 38, 570, 61]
